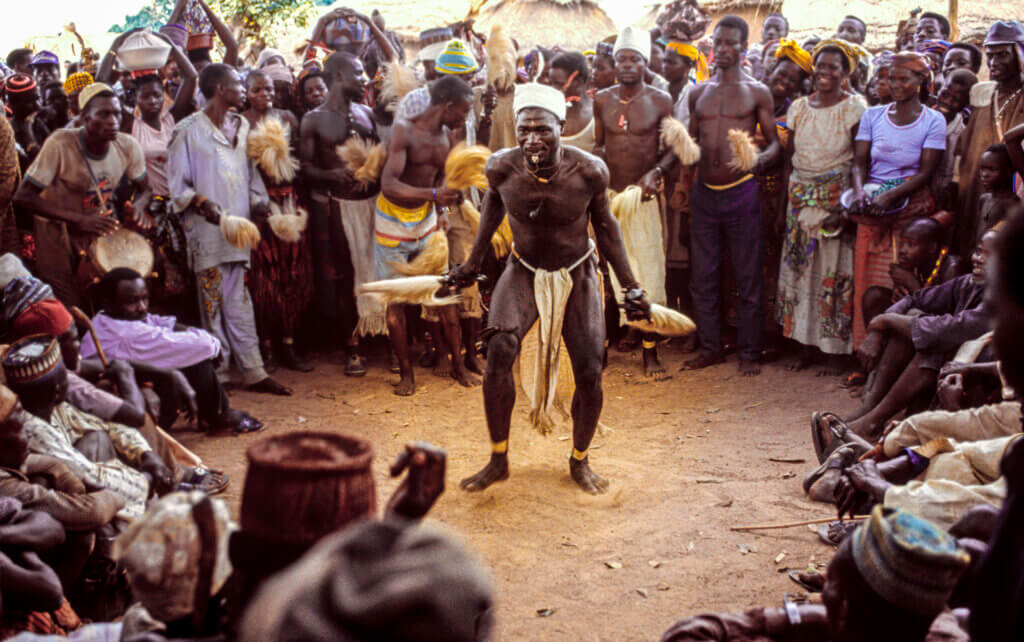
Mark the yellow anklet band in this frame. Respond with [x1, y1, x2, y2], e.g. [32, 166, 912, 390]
[642, 340, 657, 349]
[492, 440, 508, 454]
[571, 448, 588, 461]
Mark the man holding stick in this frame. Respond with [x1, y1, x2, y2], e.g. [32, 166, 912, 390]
[448, 83, 651, 494]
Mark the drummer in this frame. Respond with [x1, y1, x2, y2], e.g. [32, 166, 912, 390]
[13, 83, 153, 306]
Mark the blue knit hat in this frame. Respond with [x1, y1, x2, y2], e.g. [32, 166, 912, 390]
[435, 39, 478, 76]
[852, 506, 971, 616]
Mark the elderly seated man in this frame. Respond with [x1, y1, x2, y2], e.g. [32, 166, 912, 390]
[812, 229, 996, 459]
[659, 506, 971, 641]
[81, 268, 263, 435]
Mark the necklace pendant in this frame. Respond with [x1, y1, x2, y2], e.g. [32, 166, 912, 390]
[618, 113, 628, 129]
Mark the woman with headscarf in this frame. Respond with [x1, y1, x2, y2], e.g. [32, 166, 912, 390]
[849, 51, 945, 349]
[759, 39, 812, 339]
[776, 41, 866, 371]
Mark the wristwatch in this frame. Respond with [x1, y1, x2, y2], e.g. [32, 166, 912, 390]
[624, 287, 645, 302]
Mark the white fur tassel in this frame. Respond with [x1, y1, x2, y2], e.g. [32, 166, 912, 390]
[357, 276, 461, 307]
[267, 199, 308, 243]
[627, 303, 697, 337]
[337, 138, 387, 187]
[380, 62, 420, 112]
[247, 117, 299, 183]
[660, 117, 700, 166]
[220, 213, 262, 250]
[486, 24, 517, 92]
[726, 129, 758, 173]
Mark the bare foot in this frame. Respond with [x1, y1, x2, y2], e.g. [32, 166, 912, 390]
[460, 455, 510, 491]
[682, 353, 725, 371]
[815, 355, 845, 377]
[738, 359, 762, 377]
[452, 360, 482, 387]
[465, 351, 484, 376]
[246, 377, 293, 396]
[393, 376, 416, 396]
[570, 457, 609, 494]
[787, 350, 816, 372]
[642, 347, 671, 381]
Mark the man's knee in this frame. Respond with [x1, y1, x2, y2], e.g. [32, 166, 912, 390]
[486, 332, 519, 372]
[862, 286, 892, 321]
[573, 358, 603, 390]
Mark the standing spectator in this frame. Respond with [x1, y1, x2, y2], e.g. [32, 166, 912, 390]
[776, 42, 866, 370]
[166, 64, 290, 396]
[932, 68, 977, 211]
[6, 49, 33, 76]
[0, 118, 20, 255]
[850, 52, 944, 349]
[27, 51, 60, 89]
[956, 21, 1024, 258]
[5, 74, 49, 169]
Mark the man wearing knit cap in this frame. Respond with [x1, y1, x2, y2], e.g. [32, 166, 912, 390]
[448, 82, 651, 494]
[13, 83, 151, 306]
[5, 74, 49, 167]
[593, 24, 676, 381]
[661, 506, 970, 640]
[684, 15, 781, 376]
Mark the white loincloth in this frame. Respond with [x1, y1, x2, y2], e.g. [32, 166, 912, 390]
[334, 196, 387, 336]
[608, 186, 668, 322]
[515, 241, 595, 433]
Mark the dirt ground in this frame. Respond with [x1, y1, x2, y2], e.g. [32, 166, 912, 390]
[177, 345, 857, 641]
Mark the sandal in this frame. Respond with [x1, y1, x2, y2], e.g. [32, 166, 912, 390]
[811, 412, 872, 464]
[344, 353, 367, 377]
[839, 371, 866, 389]
[177, 467, 230, 495]
[815, 520, 859, 547]
[788, 570, 825, 593]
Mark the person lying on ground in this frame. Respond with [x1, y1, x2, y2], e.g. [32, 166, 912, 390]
[660, 506, 970, 641]
[81, 268, 263, 435]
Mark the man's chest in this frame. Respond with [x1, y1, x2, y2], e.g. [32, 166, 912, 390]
[695, 87, 757, 121]
[501, 172, 591, 223]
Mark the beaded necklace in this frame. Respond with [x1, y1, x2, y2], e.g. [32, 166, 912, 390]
[921, 246, 948, 288]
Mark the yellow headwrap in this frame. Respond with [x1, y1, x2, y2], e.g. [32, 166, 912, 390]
[63, 71, 93, 95]
[811, 38, 860, 74]
[665, 41, 710, 83]
[774, 38, 812, 75]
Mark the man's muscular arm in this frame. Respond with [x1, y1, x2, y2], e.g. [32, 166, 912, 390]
[589, 161, 641, 291]
[381, 121, 460, 206]
[457, 157, 510, 276]
[752, 83, 781, 172]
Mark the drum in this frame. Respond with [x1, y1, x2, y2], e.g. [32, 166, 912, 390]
[77, 228, 155, 288]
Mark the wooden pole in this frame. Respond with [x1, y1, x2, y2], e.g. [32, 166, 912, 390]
[730, 515, 870, 532]
[949, 0, 960, 42]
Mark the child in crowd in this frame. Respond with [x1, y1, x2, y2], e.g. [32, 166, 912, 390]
[975, 144, 1019, 240]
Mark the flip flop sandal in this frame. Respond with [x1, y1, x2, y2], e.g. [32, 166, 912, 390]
[839, 371, 867, 389]
[177, 467, 230, 495]
[787, 570, 824, 593]
[815, 520, 858, 547]
[823, 415, 873, 457]
[345, 354, 367, 377]
[803, 443, 854, 494]
[231, 411, 266, 435]
[810, 411, 831, 464]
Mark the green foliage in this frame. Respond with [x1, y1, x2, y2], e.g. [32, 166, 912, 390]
[210, 0, 317, 45]
[110, 0, 177, 33]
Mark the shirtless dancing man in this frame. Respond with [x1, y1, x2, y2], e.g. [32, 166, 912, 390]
[686, 15, 780, 376]
[379, 76, 478, 395]
[450, 83, 651, 494]
[594, 26, 676, 380]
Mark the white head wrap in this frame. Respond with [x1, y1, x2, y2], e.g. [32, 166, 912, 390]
[257, 48, 285, 68]
[513, 82, 566, 121]
[397, 87, 433, 121]
[614, 25, 651, 61]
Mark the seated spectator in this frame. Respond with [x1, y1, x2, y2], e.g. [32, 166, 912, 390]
[81, 268, 263, 434]
[0, 497, 80, 638]
[813, 230, 993, 453]
[0, 382, 124, 587]
[850, 52, 945, 350]
[659, 506, 970, 641]
[3, 335, 152, 520]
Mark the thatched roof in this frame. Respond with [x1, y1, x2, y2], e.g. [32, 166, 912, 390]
[475, 0, 617, 51]
[636, 0, 782, 31]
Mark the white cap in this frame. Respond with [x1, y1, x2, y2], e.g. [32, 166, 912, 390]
[416, 41, 446, 64]
[614, 25, 651, 61]
[513, 82, 566, 121]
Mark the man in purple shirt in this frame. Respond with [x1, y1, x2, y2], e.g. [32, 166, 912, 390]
[81, 268, 263, 434]
[813, 229, 995, 458]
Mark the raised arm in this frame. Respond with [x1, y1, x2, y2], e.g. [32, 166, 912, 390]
[162, 34, 198, 122]
[197, 0, 238, 67]
[349, 9, 396, 63]
[96, 29, 143, 85]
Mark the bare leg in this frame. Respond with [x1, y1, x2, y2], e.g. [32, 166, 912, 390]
[462, 316, 484, 374]
[461, 262, 538, 491]
[429, 321, 452, 378]
[846, 354, 938, 441]
[845, 333, 914, 423]
[561, 260, 610, 494]
[386, 303, 415, 396]
[438, 306, 481, 387]
[642, 333, 670, 381]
